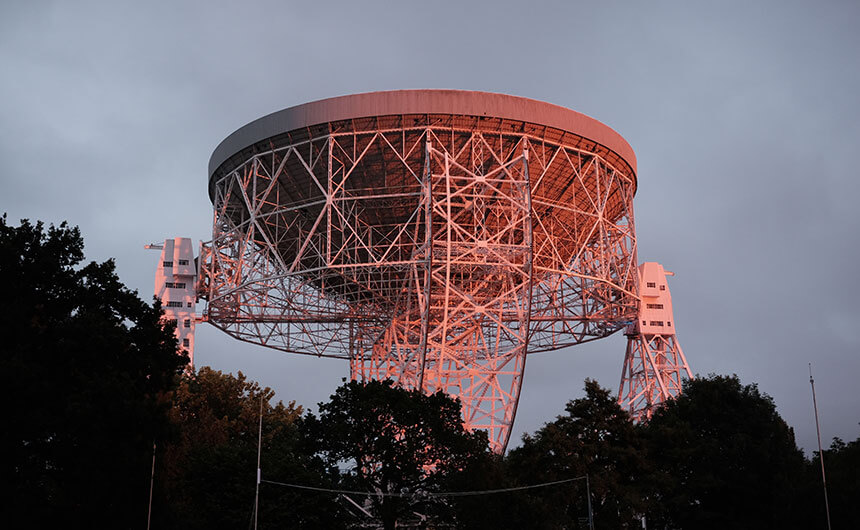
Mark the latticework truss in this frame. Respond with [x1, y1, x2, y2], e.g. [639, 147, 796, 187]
[619, 333, 691, 422]
[618, 263, 693, 422]
[199, 113, 640, 452]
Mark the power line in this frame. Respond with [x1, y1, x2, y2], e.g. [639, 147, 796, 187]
[261, 475, 587, 498]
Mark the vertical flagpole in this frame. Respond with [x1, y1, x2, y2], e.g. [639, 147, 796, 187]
[809, 363, 832, 530]
[147, 441, 156, 530]
[585, 474, 594, 530]
[254, 394, 263, 530]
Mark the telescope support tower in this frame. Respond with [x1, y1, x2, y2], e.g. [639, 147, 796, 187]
[618, 262, 692, 421]
[147, 238, 199, 367]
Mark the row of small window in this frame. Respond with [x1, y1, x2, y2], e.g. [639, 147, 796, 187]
[166, 318, 193, 328]
[642, 320, 672, 327]
[162, 260, 190, 267]
[645, 282, 666, 291]
[646, 303, 664, 310]
[165, 282, 187, 289]
[166, 301, 193, 308]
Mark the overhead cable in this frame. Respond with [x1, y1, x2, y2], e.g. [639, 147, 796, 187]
[260, 475, 587, 498]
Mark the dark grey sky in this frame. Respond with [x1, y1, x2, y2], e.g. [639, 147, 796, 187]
[2, 0, 858, 454]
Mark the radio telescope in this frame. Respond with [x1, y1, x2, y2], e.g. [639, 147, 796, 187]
[151, 90, 692, 452]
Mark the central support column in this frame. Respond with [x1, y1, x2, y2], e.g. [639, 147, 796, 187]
[353, 133, 533, 453]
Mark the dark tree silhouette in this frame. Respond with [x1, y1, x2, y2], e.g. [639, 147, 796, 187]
[642, 374, 808, 529]
[0, 215, 187, 528]
[506, 379, 650, 529]
[303, 379, 491, 530]
[807, 431, 860, 528]
[155, 367, 343, 529]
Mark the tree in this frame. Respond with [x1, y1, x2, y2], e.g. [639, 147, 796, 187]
[806, 430, 860, 528]
[0, 215, 187, 528]
[642, 374, 808, 529]
[154, 367, 344, 529]
[441, 448, 518, 530]
[303, 379, 491, 530]
[506, 379, 651, 529]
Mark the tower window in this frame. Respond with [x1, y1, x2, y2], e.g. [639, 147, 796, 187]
[660, 285, 666, 291]
[646, 282, 656, 288]
[187, 302, 192, 308]
[184, 319, 191, 328]
[183, 338, 190, 347]
[166, 301, 183, 308]
[178, 259, 189, 266]
[163, 261, 173, 267]
[646, 303, 664, 309]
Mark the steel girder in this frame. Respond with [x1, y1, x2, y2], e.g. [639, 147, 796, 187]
[618, 332, 692, 422]
[198, 123, 640, 452]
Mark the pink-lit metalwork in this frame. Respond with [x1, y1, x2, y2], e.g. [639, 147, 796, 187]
[618, 263, 692, 421]
[195, 90, 688, 451]
[147, 238, 198, 366]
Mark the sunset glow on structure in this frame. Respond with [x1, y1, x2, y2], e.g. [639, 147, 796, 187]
[153, 90, 693, 452]
[619, 262, 692, 421]
[149, 237, 198, 367]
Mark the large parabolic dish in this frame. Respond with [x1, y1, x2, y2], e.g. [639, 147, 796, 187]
[200, 90, 644, 452]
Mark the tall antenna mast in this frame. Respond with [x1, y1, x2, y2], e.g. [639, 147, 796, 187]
[809, 363, 832, 530]
[146, 441, 156, 530]
[254, 394, 263, 530]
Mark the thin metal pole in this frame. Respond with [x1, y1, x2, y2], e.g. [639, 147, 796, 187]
[254, 394, 263, 530]
[809, 363, 832, 530]
[147, 441, 156, 530]
[585, 474, 594, 530]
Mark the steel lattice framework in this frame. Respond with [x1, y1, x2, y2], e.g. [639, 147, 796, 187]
[195, 90, 688, 452]
[618, 263, 693, 421]
[620, 334, 689, 421]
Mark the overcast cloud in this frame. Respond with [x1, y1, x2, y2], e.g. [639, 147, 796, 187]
[2, 0, 858, 454]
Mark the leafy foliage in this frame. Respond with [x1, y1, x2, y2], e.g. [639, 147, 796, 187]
[642, 374, 808, 529]
[303, 379, 491, 530]
[506, 379, 649, 529]
[0, 215, 187, 528]
[154, 367, 343, 529]
[807, 432, 860, 528]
